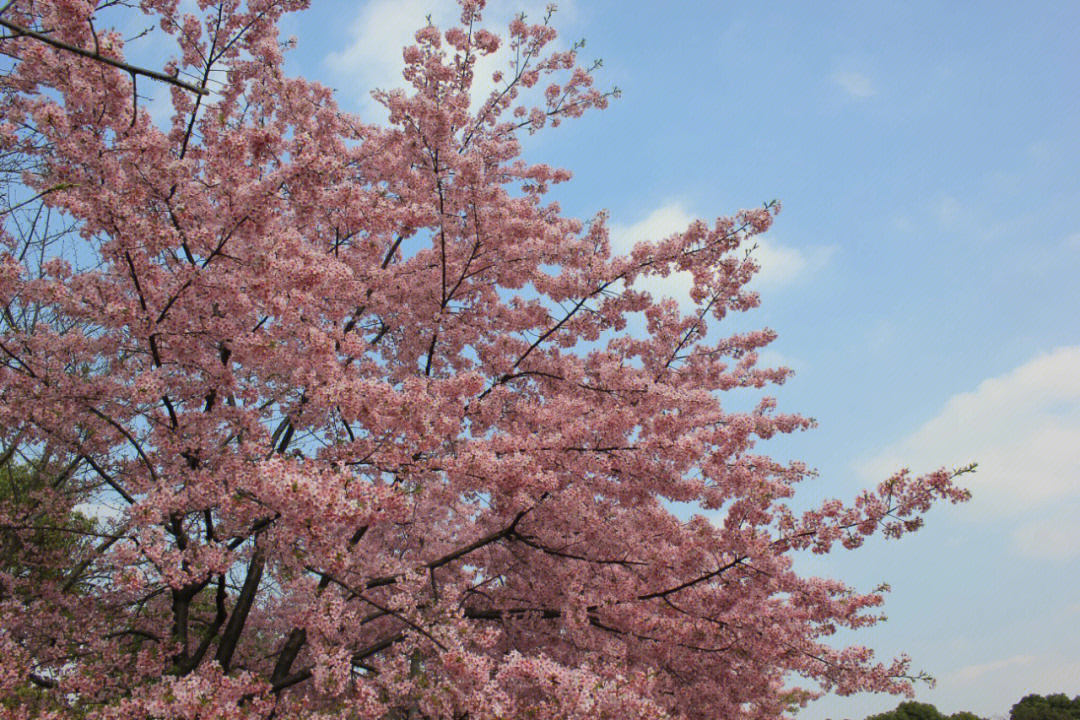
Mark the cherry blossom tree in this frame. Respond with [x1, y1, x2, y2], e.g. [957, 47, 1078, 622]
[0, 1, 974, 718]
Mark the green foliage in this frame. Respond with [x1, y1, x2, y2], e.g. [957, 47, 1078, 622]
[867, 701, 945, 720]
[863, 694, 1080, 720]
[865, 701, 987, 720]
[1010, 694, 1080, 720]
[950, 713, 984, 720]
[0, 459, 96, 587]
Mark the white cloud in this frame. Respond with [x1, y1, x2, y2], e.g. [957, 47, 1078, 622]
[750, 239, 836, 289]
[608, 201, 835, 308]
[928, 654, 1080, 718]
[324, 0, 449, 112]
[610, 202, 697, 250]
[324, 0, 578, 117]
[1035, 658, 1080, 689]
[855, 346, 1080, 525]
[1010, 503, 1080, 560]
[609, 202, 697, 308]
[758, 348, 805, 375]
[832, 70, 876, 98]
[947, 655, 1035, 683]
[950, 656, 1032, 686]
[74, 499, 125, 524]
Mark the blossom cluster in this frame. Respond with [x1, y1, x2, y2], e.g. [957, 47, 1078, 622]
[0, 1, 970, 719]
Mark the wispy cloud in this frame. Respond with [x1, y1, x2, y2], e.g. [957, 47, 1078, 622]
[1010, 504, 1080, 560]
[609, 201, 835, 308]
[937, 195, 964, 228]
[855, 346, 1080, 531]
[863, 318, 897, 354]
[832, 69, 876, 98]
[947, 655, 1035, 683]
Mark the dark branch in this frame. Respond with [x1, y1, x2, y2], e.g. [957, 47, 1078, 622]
[0, 18, 209, 95]
[365, 505, 533, 590]
[271, 632, 405, 694]
[215, 546, 266, 671]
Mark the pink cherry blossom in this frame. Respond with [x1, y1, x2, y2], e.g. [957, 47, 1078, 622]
[0, 1, 972, 719]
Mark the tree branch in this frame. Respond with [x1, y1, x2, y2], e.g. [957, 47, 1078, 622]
[0, 18, 209, 95]
[271, 632, 405, 694]
[215, 546, 266, 672]
[365, 505, 534, 590]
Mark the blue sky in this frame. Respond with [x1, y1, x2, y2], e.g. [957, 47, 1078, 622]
[159, 0, 1080, 716]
